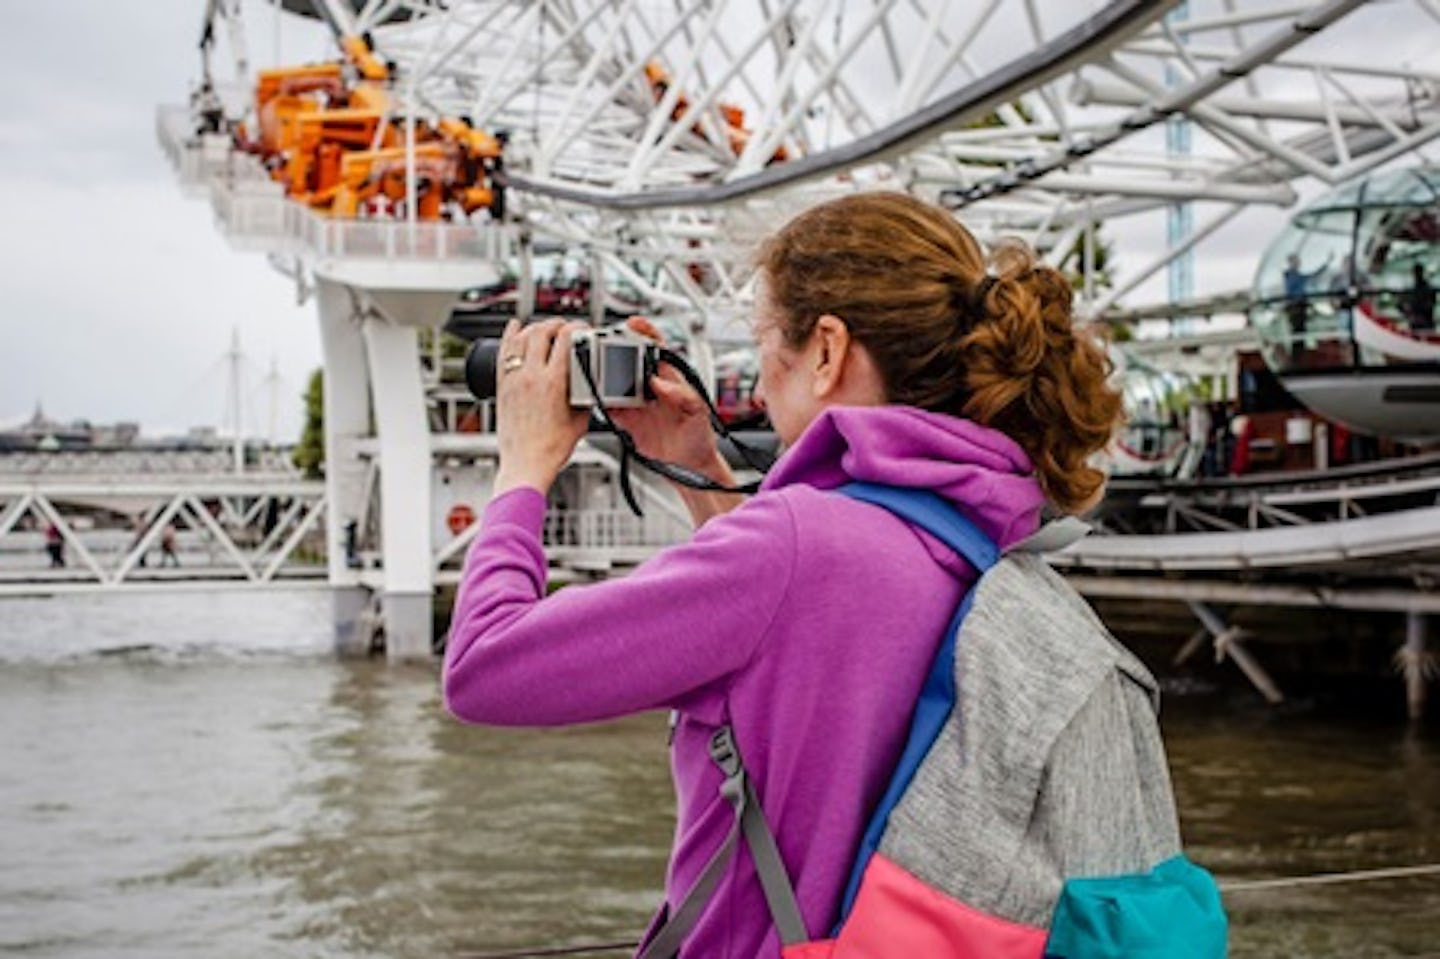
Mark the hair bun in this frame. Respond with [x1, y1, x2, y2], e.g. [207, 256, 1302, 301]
[961, 240, 1121, 513]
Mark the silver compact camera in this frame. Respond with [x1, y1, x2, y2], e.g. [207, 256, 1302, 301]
[569, 327, 659, 409]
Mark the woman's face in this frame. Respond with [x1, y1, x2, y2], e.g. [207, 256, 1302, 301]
[750, 277, 818, 447]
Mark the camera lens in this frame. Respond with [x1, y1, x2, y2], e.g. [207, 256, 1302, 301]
[465, 339, 501, 401]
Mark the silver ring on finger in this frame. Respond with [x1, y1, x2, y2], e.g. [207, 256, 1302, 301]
[502, 355, 524, 373]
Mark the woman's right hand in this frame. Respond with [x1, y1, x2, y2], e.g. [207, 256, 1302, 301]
[610, 316, 731, 482]
[493, 318, 592, 497]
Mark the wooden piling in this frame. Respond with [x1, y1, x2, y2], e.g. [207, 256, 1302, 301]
[1403, 611, 1429, 721]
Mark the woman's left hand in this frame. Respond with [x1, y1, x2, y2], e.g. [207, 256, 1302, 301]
[493, 318, 592, 496]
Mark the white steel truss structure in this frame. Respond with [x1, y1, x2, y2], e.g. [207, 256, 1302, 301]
[0, 449, 691, 595]
[167, 0, 1440, 658]
[0, 479, 328, 595]
[198, 0, 1440, 326]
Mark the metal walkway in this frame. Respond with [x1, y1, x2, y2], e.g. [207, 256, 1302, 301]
[0, 449, 327, 596]
[1056, 452, 1440, 612]
[0, 440, 693, 597]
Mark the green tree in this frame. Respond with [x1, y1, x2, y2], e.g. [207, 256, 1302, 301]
[293, 368, 324, 478]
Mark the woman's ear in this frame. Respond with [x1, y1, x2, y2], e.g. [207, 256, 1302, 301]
[809, 314, 850, 399]
[810, 314, 888, 406]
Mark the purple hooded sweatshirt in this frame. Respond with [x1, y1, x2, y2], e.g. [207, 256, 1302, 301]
[444, 405, 1045, 958]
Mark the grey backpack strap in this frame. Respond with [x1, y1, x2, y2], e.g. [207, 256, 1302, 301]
[716, 727, 808, 945]
[635, 809, 740, 959]
[637, 726, 807, 959]
[1005, 516, 1090, 554]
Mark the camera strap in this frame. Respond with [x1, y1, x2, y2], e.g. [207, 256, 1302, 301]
[574, 345, 774, 517]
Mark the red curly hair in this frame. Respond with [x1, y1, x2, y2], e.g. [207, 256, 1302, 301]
[757, 191, 1122, 514]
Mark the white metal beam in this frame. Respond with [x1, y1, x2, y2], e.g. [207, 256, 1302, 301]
[1092, 202, 1245, 316]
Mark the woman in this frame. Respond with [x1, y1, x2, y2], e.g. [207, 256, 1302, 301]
[445, 192, 1123, 956]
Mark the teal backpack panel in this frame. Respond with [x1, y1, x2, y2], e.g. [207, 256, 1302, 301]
[1045, 855, 1228, 959]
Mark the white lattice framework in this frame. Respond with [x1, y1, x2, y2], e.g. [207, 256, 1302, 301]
[188, 0, 1440, 332]
[173, 0, 1440, 679]
[0, 479, 328, 595]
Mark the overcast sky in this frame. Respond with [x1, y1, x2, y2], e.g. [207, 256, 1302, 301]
[2, 2, 1434, 440]
[0, 1, 329, 441]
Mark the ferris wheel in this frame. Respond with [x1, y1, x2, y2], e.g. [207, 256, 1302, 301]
[166, 0, 1440, 659]
[191, 0, 1440, 327]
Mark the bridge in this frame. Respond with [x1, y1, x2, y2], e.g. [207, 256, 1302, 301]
[0, 438, 694, 600]
[0, 447, 327, 595]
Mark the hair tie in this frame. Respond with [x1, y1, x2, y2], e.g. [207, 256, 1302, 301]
[950, 273, 999, 334]
[960, 274, 998, 328]
[974, 274, 998, 307]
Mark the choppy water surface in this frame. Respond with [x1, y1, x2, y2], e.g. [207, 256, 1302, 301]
[0, 592, 1436, 958]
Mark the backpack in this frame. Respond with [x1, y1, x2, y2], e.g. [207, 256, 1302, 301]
[640, 481, 1228, 959]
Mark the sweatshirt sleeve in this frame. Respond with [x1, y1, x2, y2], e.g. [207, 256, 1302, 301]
[443, 486, 796, 726]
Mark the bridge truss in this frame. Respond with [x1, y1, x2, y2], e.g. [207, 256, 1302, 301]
[0, 449, 329, 595]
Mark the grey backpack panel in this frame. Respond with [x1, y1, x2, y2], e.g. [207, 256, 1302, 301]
[878, 553, 1182, 928]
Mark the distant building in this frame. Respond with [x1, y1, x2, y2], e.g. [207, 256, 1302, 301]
[0, 404, 141, 452]
[92, 422, 142, 447]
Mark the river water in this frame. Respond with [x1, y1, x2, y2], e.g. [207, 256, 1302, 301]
[1, 591, 1437, 958]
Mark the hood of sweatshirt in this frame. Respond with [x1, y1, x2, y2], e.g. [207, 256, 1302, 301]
[760, 405, 1047, 558]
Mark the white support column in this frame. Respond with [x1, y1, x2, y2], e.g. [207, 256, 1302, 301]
[362, 314, 434, 661]
[316, 278, 373, 655]
[589, 247, 606, 328]
[228, 327, 245, 475]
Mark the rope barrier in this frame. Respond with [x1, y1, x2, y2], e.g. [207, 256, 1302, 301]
[1220, 862, 1440, 893]
[455, 940, 635, 959]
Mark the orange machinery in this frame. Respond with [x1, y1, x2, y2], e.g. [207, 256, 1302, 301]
[643, 62, 789, 165]
[238, 35, 501, 220]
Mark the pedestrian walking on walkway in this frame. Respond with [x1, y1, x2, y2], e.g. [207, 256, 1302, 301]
[160, 524, 180, 568]
[44, 522, 65, 568]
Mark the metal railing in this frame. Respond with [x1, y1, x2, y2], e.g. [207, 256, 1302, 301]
[205, 164, 513, 264]
[157, 107, 257, 194]
[0, 448, 299, 478]
[159, 103, 514, 265]
[543, 508, 689, 554]
[435, 502, 689, 579]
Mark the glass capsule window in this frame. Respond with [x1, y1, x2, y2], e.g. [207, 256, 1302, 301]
[1116, 350, 1196, 464]
[1251, 166, 1440, 373]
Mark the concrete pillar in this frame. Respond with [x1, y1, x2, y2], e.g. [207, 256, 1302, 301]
[590, 248, 606, 328]
[316, 278, 374, 656]
[361, 316, 434, 662]
[331, 586, 372, 657]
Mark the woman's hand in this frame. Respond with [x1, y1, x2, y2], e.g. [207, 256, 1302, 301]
[493, 318, 592, 497]
[610, 316, 729, 481]
[611, 317, 746, 527]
